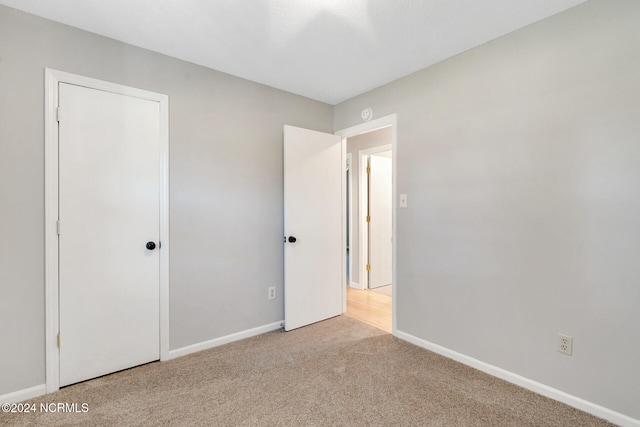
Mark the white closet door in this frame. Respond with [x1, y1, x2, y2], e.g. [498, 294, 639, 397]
[58, 82, 160, 386]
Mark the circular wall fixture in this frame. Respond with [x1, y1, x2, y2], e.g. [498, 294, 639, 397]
[361, 108, 373, 122]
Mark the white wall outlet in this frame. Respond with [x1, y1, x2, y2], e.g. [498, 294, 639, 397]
[399, 194, 408, 208]
[268, 286, 276, 300]
[558, 334, 573, 355]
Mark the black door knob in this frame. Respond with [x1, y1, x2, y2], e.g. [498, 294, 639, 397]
[288, 236, 297, 243]
[146, 241, 157, 250]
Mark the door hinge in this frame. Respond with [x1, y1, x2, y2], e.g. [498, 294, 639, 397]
[366, 264, 371, 271]
[366, 167, 370, 174]
[366, 215, 371, 222]
[57, 333, 61, 348]
[56, 107, 61, 122]
[56, 220, 61, 235]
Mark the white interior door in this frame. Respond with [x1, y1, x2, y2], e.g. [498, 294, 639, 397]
[284, 125, 343, 331]
[58, 82, 160, 386]
[368, 154, 393, 288]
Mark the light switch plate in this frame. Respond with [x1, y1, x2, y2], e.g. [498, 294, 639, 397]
[399, 194, 408, 208]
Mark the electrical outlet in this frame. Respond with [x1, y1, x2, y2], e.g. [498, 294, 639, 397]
[268, 286, 276, 300]
[558, 334, 573, 355]
[399, 194, 408, 208]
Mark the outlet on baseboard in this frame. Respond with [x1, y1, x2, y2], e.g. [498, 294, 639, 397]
[268, 286, 276, 300]
[558, 334, 573, 355]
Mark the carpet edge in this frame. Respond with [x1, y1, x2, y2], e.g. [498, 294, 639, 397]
[395, 329, 639, 427]
[168, 321, 283, 360]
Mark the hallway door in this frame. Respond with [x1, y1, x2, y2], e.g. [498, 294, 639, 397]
[284, 125, 344, 331]
[368, 154, 393, 288]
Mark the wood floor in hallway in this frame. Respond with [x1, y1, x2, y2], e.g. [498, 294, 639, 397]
[345, 286, 392, 333]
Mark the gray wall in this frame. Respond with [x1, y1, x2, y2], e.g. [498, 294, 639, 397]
[335, 0, 640, 419]
[0, 5, 332, 395]
[2, 1, 639, 421]
[346, 127, 392, 285]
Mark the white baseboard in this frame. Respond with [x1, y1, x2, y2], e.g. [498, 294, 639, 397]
[0, 384, 46, 404]
[0, 322, 284, 404]
[169, 321, 283, 359]
[395, 330, 639, 427]
[349, 281, 364, 290]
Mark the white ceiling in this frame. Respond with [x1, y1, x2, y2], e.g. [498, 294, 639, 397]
[0, 0, 586, 105]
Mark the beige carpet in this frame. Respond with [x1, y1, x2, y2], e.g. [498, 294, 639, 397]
[2, 316, 613, 426]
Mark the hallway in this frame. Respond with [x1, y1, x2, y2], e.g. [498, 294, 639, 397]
[345, 287, 392, 333]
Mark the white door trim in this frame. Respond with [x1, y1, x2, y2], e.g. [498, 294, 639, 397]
[336, 114, 397, 335]
[44, 68, 170, 393]
[346, 152, 353, 289]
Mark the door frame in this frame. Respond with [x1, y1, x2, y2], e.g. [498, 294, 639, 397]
[336, 114, 397, 335]
[44, 68, 170, 393]
[346, 152, 352, 288]
[358, 144, 392, 290]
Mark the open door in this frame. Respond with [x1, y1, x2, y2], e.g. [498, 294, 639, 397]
[368, 154, 393, 288]
[284, 125, 343, 331]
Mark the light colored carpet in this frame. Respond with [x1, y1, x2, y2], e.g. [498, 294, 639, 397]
[370, 284, 392, 297]
[2, 316, 613, 426]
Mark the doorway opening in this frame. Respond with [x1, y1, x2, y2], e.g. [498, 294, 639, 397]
[336, 115, 396, 334]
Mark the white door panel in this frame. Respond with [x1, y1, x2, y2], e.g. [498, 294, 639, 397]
[284, 125, 343, 331]
[58, 83, 160, 386]
[368, 155, 393, 288]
